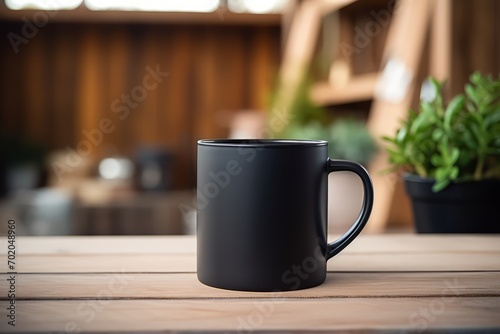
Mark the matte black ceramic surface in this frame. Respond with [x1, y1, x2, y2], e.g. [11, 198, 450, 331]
[197, 139, 373, 291]
[404, 173, 500, 233]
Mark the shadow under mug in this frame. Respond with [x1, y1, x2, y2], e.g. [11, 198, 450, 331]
[197, 139, 374, 291]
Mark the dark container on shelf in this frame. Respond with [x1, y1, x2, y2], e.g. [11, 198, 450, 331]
[135, 147, 173, 192]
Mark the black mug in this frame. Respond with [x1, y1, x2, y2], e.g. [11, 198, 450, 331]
[197, 139, 374, 291]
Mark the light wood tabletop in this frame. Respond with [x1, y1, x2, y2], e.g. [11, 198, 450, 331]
[1, 234, 500, 333]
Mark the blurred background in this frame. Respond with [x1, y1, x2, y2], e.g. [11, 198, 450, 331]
[1, 0, 499, 236]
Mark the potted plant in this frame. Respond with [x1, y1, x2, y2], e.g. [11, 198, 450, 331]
[384, 72, 500, 233]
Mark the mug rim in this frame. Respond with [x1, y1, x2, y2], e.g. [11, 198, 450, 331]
[198, 139, 328, 147]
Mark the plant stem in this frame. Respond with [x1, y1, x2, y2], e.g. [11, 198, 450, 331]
[474, 155, 485, 180]
[415, 164, 427, 177]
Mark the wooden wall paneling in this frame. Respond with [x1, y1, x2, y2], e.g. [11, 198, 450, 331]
[1, 24, 25, 138]
[450, 0, 500, 97]
[158, 27, 181, 144]
[0, 22, 282, 189]
[127, 26, 148, 148]
[211, 27, 246, 139]
[111, 26, 128, 155]
[52, 27, 78, 151]
[23, 28, 48, 147]
[209, 27, 233, 137]
[125, 25, 155, 154]
[193, 28, 218, 140]
[42, 28, 57, 149]
[248, 27, 276, 111]
[268, 27, 283, 124]
[221, 27, 247, 111]
[206, 27, 228, 131]
[468, 0, 496, 77]
[76, 27, 105, 158]
[449, 0, 467, 97]
[159, 28, 193, 189]
[170, 26, 194, 144]
[0, 25, 7, 130]
[118, 25, 137, 155]
[135, 26, 160, 146]
[104, 26, 130, 156]
[265, 26, 281, 108]
[241, 27, 254, 108]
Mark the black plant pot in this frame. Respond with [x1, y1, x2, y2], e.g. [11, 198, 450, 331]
[403, 174, 500, 233]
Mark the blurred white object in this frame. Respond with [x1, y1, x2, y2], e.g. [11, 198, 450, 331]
[228, 111, 267, 139]
[85, 0, 219, 12]
[375, 58, 413, 103]
[6, 0, 81, 10]
[228, 0, 287, 13]
[98, 157, 134, 180]
[420, 78, 437, 103]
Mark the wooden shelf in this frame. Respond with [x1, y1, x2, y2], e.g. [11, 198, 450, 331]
[310, 72, 378, 106]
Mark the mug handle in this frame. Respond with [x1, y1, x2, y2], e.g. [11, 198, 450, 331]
[326, 159, 374, 260]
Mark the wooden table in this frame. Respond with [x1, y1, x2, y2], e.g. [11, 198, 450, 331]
[1, 235, 500, 332]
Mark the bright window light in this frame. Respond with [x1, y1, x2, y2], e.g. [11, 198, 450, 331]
[5, 0, 82, 10]
[243, 0, 276, 14]
[228, 0, 287, 14]
[227, 0, 245, 13]
[84, 0, 220, 12]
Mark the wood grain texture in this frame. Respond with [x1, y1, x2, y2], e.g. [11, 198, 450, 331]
[3, 252, 500, 274]
[0, 22, 281, 189]
[0, 235, 499, 332]
[366, 0, 434, 232]
[1, 235, 500, 274]
[2, 272, 499, 300]
[11, 235, 500, 255]
[2, 298, 499, 332]
[311, 72, 378, 105]
[450, 0, 500, 97]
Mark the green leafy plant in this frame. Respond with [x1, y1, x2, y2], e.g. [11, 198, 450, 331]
[384, 72, 500, 192]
